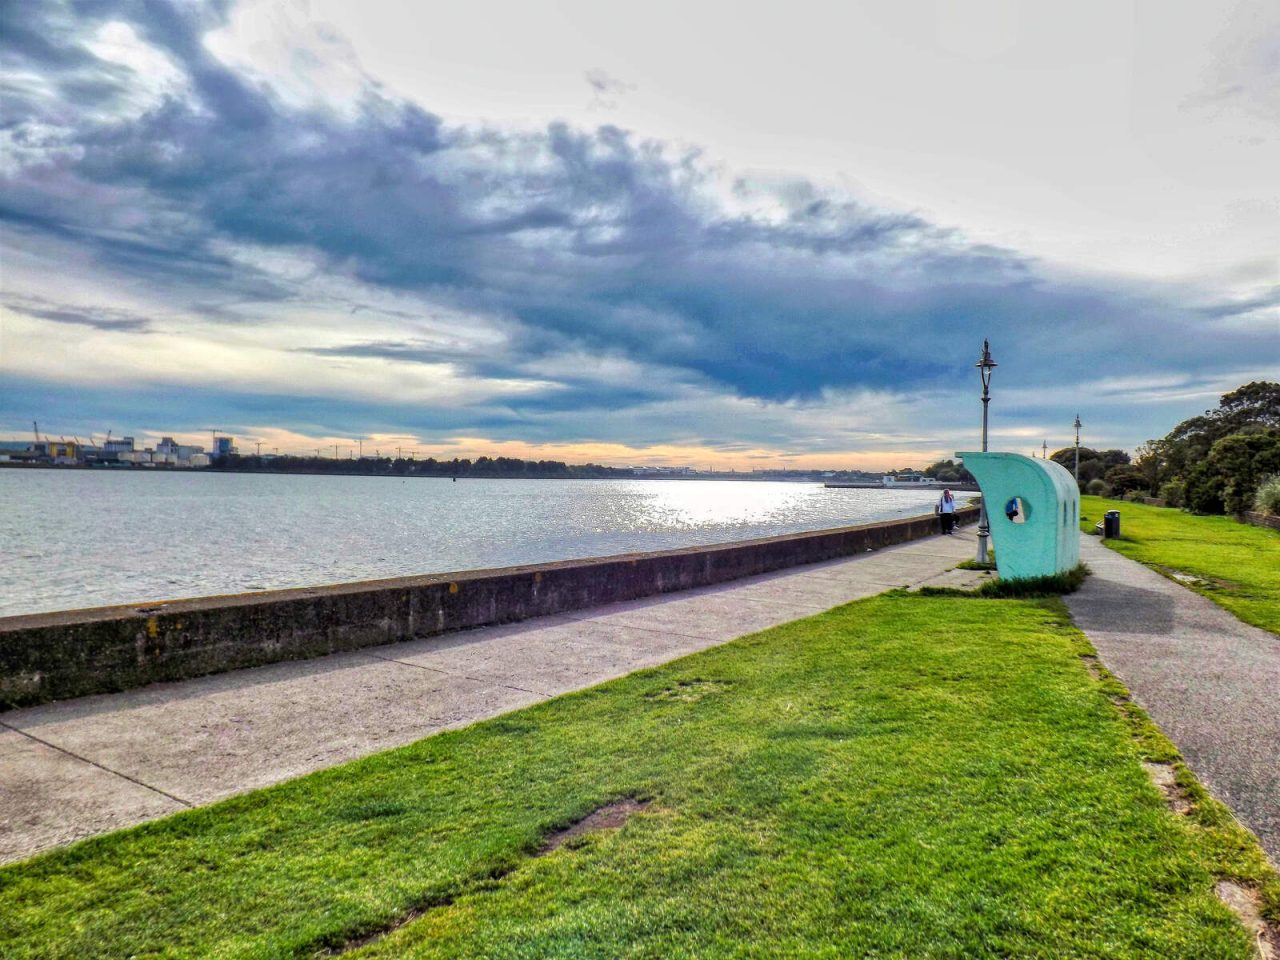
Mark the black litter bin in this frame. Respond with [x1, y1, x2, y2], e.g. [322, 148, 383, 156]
[1103, 510, 1121, 539]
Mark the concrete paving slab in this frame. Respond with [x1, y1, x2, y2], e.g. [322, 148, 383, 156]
[726, 574, 887, 609]
[373, 618, 704, 681]
[908, 567, 996, 592]
[449, 635, 666, 693]
[0, 727, 184, 863]
[5, 655, 543, 805]
[361, 616, 585, 685]
[567, 591, 817, 641]
[795, 536, 976, 586]
[1066, 535, 1280, 864]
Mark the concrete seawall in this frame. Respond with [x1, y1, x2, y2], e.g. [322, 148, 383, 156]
[0, 507, 977, 710]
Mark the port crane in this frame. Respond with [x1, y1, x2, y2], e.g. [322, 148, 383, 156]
[203, 428, 227, 454]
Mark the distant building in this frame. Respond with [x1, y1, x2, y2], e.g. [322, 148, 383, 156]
[45, 440, 79, 463]
[212, 436, 236, 457]
[0, 440, 37, 463]
[631, 465, 694, 476]
[157, 437, 205, 462]
[882, 472, 941, 487]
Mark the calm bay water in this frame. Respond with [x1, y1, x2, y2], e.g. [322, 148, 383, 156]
[0, 471, 942, 617]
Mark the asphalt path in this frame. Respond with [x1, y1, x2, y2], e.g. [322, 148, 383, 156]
[1066, 534, 1280, 864]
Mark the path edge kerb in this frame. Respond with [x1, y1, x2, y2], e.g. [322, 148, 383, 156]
[0, 507, 977, 710]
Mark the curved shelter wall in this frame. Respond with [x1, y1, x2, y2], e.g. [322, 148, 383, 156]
[957, 452, 1080, 580]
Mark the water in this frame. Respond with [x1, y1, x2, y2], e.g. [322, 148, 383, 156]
[0, 471, 942, 617]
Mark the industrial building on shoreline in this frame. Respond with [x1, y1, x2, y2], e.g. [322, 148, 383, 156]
[0, 430, 236, 469]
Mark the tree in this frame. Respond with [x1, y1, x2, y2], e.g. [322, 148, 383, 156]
[923, 458, 974, 483]
[1153, 381, 1280, 491]
[1050, 447, 1117, 491]
[1185, 429, 1280, 515]
[1105, 464, 1149, 496]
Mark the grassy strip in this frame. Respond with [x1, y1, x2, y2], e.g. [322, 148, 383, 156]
[2, 592, 1276, 958]
[925, 564, 1089, 600]
[1077, 646, 1280, 918]
[955, 550, 996, 572]
[1080, 495, 1280, 634]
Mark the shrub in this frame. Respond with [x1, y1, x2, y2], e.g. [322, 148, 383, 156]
[1158, 479, 1186, 508]
[977, 563, 1090, 598]
[1255, 474, 1280, 516]
[1086, 478, 1109, 496]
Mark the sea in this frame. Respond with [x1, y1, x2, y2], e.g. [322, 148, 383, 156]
[0, 471, 943, 617]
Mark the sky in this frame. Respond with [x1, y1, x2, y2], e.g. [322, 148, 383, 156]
[1, 0, 1276, 469]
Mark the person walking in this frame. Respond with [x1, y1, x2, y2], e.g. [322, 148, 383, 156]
[937, 488, 957, 535]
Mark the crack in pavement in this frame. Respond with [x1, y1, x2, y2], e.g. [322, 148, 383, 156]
[0, 718, 192, 808]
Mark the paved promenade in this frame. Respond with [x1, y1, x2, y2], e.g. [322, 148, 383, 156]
[1, 528, 978, 864]
[1067, 535, 1280, 864]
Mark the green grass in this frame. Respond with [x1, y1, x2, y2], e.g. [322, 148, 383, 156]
[1081, 495, 1280, 634]
[927, 564, 1089, 599]
[955, 550, 996, 572]
[2, 592, 1276, 959]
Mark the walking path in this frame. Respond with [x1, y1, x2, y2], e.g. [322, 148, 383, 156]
[1, 527, 980, 865]
[1066, 535, 1280, 864]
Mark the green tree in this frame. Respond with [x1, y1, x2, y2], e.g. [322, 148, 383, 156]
[1050, 447, 1120, 490]
[923, 459, 974, 483]
[1152, 381, 1280, 491]
[1186, 429, 1280, 515]
[1105, 464, 1149, 496]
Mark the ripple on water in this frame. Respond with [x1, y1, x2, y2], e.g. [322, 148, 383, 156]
[0, 473, 942, 616]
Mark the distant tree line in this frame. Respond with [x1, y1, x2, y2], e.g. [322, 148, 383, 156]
[211, 454, 636, 480]
[1052, 381, 1279, 515]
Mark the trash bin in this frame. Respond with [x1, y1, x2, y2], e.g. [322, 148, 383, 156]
[1103, 510, 1121, 539]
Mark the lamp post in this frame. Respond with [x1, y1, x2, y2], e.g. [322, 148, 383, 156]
[1073, 413, 1082, 486]
[975, 339, 997, 563]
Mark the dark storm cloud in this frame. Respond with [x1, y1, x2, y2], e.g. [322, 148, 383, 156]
[2, 0, 1274, 448]
[2, 294, 153, 332]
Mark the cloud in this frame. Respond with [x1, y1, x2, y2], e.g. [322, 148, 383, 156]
[584, 68, 636, 110]
[1, 0, 1275, 465]
[2, 293, 153, 332]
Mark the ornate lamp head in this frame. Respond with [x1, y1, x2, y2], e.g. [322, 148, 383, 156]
[975, 339, 997, 391]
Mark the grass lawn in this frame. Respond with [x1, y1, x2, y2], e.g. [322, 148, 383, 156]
[2, 592, 1276, 959]
[1080, 495, 1280, 634]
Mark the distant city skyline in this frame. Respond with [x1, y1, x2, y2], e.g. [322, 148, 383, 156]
[2, 1, 1276, 471]
[0, 422, 1112, 472]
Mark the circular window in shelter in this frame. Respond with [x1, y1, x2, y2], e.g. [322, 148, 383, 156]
[1003, 496, 1028, 524]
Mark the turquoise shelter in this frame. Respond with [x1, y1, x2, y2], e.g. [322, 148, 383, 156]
[956, 452, 1080, 581]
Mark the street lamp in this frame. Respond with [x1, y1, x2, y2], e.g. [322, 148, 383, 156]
[975, 339, 997, 563]
[1073, 413, 1082, 486]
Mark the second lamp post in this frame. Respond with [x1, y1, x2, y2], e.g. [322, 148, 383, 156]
[975, 339, 997, 564]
